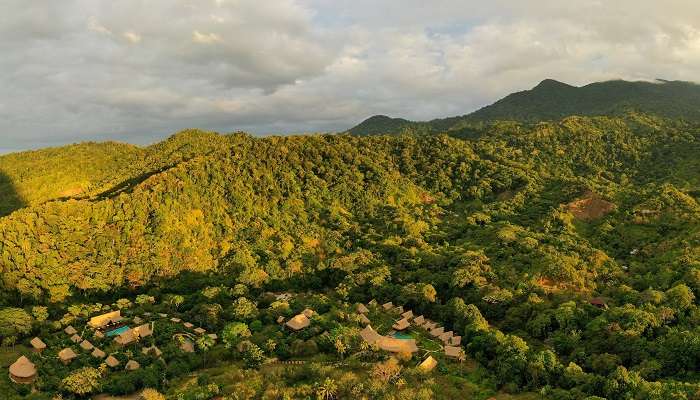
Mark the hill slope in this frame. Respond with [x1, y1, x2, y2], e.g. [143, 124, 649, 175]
[349, 79, 700, 135]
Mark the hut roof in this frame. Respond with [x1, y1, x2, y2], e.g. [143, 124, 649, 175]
[422, 321, 436, 330]
[429, 327, 444, 337]
[208, 333, 218, 340]
[158, 313, 168, 318]
[88, 310, 122, 328]
[142, 346, 162, 357]
[114, 329, 136, 346]
[382, 302, 394, 310]
[413, 315, 425, 325]
[392, 318, 410, 331]
[133, 316, 143, 325]
[125, 360, 140, 371]
[94, 330, 105, 339]
[105, 355, 120, 367]
[359, 314, 371, 325]
[449, 336, 462, 346]
[80, 340, 94, 351]
[183, 322, 194, 329]
[444, 346, 465, 360]
[285, 314, 310, 331]
[394, 306, 404, 314]
[302, 308, 314, 318]
[276, 316, 285, 324]
[179, 339, 195, 353]
[368, 299, 378, 307]
[439, 331, 454, 343]
[589, 298, 608, 309]
[70, 334, 82, 343]
[9, 356, 36, 379]
[401, 310, 413, 320]
[64, 325, 77, 335]
[58, 348, 78, 362]
[91, 348, 106, 358]
[30, 337, 46, 350]
[418, 355, 438, 372]
[356, 303, 369, 314]
[194, 327, 206, 335]
[358, 325, 418, 353]
[170, 317, 181, 323]
[134, 323, 153, 338]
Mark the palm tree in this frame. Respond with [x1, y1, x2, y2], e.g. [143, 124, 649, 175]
[315, 378, 337, 400]
[196, 334, 214, 367]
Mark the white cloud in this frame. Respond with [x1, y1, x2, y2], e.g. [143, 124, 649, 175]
[1, 0, 700, 152]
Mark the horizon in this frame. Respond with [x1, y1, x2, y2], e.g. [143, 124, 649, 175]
[3, 0, 700, 153]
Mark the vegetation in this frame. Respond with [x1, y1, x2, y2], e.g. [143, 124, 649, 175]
[0, 96, 700, 398]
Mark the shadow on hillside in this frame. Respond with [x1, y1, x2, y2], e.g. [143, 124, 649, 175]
[0, 170, 26, 217]
[93, 164, 175, 200]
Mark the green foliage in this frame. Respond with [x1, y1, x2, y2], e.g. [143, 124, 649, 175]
[61, 367, 102, 395]
[0, 307, 32, 338]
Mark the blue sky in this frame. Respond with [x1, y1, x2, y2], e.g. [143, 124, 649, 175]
[1, 0, 699, 153]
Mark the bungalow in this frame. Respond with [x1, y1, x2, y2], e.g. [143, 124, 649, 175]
[429, 327, 444, 337]
[9, 356, 36, 384]
[125, 360, 140, 371]
[439, 331, 454, 343]
[449, 336, 462, 346]
[418, 355, 437, 373]
[392, 318, 410, 331]
[170, 317, 182, 323]
[64, 325, 77, 336]
[58, 348, 78, 365]
[356, 303, 369, 314]
[30, 337, 46, 353]
[413, 315, 425, 325]
[394, 306, 404, 314]
[358, 325, 418, 353]
[444, 345, 466, 361]
[207, 333, 218, 340]
[382, 302, 394, 311]
[285, 314, 311, 331]
[194, 327, 206, 335]
[359, 314, 371, 325]
[183, 322, 194, 329]
[88, 310, 122, 329]
[142, 346, 163, 357]
[70, 334, 82, 343]
[79, 340, 94, 351]
[302, 308, 314, 318]
[105, 355, 120, 368]
[91, 348, 106, 359]
[276, 316, 285, 324]
[422, 321, 436, 331]
[401, 310, 413, 320]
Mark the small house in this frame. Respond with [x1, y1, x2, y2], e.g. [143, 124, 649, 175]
[439, 331, 454, 343]
[64, 325, 77, 335]
[401, 310, 413, 320]
[91, 348, 106, 359]
[194, 327, 206, 335]
[133, 316, 144, 325]
[183, 322, 194, 329]
[70, 334, 82, 343]
[359, 314, 371, 325]
[105, 355, 120, 368]
[207, 333, 218, 340]
[88, 310, 122, 329]
[449, 336, 462, 346]
[413, 315, 425, 325]
[170, 317, 181, 323]
[418, 355, 437, 373]
[285, 314, 311, 331]
[58, 348, 78, 365]
[276, 316, 285, 324]
[356, 303, 369, 314]
[30, 337, 46, 353]
[125, 360, 140, 371]
[9, 356, 36, 384]
[80, 340, 94, 351]
[392, 318, 410, 331]
[429, 327, 444, 337]
[444, 345, 465, 361]
[302, 308, 314, 318]
[382, 302, 393, 310]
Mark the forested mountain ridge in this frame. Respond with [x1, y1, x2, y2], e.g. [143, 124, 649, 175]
[349, 79, 700, 136]
[1, 113, 700, 398]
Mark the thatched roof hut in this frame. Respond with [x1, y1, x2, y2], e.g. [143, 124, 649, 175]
[394, 306, 404, 314]
[439, 331, 454, 343]
[94, 330, 105, 339]
[358, 325, 418, 353]
[368, 299, 378, 307]
[80, 340, 94, 351]
[418, 355, 437, 373]
[285, 314, 310, 331]
[429, 327, 444, 337]
[382, 302, 393, 310]
[401, 310, 413, 320]
[392, 318, 410, 331]
[30, 337, 46, 352]
[64, 325, 78, 335]
[413, 315, 425, 325]
[207, 333, 218, 340]
[276, 316, 285, 324]
[302, 308, 314, 318]
[444, 346, 465, 361]
[356, 303, 369, 314]
[179, 339, 195, 353]
[194, 327, 206, 335]
[9, 356, 36, 384]
[134, 323, 153, 338]
[70, 334, 82, 343]
[114, 329, 136, 346]
[125, 360, 140, 371]
[183, 322, 194, 329]
[422, 321, 436, 330]
[105, 355, 120, 368]
[88, 310, 122, 329]
[91, 348, 106, 359]
[170, 317, 181, 323]
[58, 348, 78, 364]
[142, 346, 163, 357]
[359, 314, 371, 325]
[449, 336, 462, 346]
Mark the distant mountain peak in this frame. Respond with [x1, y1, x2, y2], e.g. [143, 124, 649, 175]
[533, 78, 575, 90]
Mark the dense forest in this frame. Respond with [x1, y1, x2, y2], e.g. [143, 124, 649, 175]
[1, 110, 700, 398]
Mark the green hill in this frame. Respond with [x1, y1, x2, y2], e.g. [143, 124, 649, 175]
[349, 79, 700, 135]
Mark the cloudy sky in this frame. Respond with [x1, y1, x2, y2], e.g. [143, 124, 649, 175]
[1, 0, 700, 152]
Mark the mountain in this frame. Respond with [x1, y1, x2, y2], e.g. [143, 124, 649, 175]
[349, 78, 700, 135]
[1, 114, 700, 399]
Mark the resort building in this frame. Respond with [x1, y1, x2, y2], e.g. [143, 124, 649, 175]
[183, 322, 194, 329]
[359, 325, 418, 353]
[30, 337, 46, 353]
[382, 302, 393, 310]
[64, 325, 77, 335]
[125, 360, 140, 371]
[285, 314, 311, 331]
[105, 355, 120, 368]
[356, 303, 369, 314]
[9, 356, 36, 384]
[91, 348, 106, 359]
[194, 327, 206, 335]
[80, 340, 94, 351]
[70, 334, 82, 343]
[444, 345, 466, 361]
[302, 308, 314, 318]
[449, 336, 462, 346]
[88, 310, 122, 329]
[401, 310, 413, 320]
[439, 331, 454, 343]
[413, 315, 425, 325]
[359, 314, 371, 325]
[430, 327, 444, 337]
[392, 318, 410, 331]
[58, 348, 78, 365]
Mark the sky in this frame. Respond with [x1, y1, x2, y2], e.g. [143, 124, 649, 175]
[2, 0, 700, 153]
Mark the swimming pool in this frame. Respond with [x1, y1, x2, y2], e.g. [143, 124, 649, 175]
[106, 325, 130, 337]
[392, 332, 413, 340]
